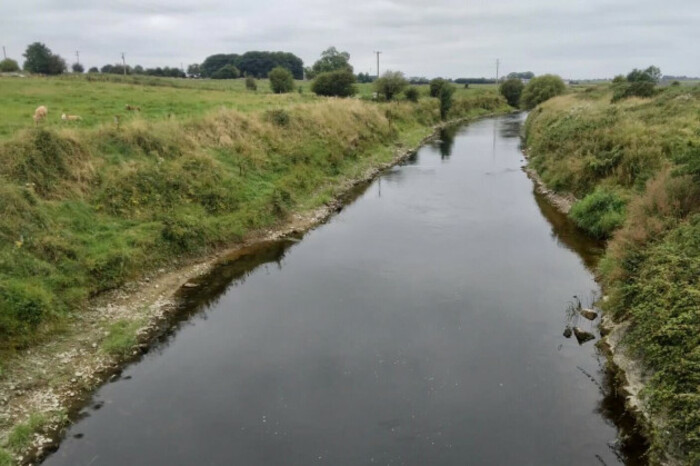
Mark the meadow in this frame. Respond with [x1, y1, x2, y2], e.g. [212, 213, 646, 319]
[525, 83, 700, 464]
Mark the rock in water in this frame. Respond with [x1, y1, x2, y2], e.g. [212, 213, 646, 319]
[563, 327, 572, 338]
[573, 327, 595, 345]
[580, 308, 598, 321]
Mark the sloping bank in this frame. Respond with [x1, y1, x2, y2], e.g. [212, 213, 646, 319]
[524, 86, 700, 465]
[0, 94, 510, 464]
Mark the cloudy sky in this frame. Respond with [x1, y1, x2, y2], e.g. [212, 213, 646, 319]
[3, 0, 698, 79]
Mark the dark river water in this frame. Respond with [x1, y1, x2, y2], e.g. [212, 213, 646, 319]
[44, 114, 647, 465]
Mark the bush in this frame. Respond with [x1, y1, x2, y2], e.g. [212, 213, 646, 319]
[520, 74, 566, 109]
[0, 58, 20, 72]
[375, 70, 408, 101]
[570, 187, 627, 238]
[311, 69, 357, 97]
[265, 108, 291, 127]
[88, 66, 99, 73]
[404, 87, 419, 102]
[439, 84, 455, 120]
[71, 62, 84, 73]
[211, 64, 240, 79]
[268, 66, 294, 93]
[429, 78, 448, 98]
[245, 74, 257, 91]
[499, 78, 524, 107]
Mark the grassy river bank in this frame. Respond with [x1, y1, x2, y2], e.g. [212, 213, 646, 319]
[524, 83, 700, 464]
[0, 75, 509, 464]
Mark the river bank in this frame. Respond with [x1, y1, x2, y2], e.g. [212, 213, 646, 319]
[0, 110, 510, 465]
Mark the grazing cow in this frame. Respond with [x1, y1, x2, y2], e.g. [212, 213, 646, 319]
[33, 106, 48, 125]
[61, 113, 82, 121]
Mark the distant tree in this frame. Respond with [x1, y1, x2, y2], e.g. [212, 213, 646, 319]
[404, 87, 419, 102]
[269, 66, 294, 93]
[611, 75, 626, 84]
[311, 69, 357, 97]
[71, 62, 84, 73]
[211, 64, 240, 79]
[506, 71, 535, 80]
[101, 63, 131, 75]
[612, 66, 662, 102]
[133, 65, 145, 74]
[23, 42, 66, 74]
[0, 58, 20, 72]
[429, 78, 448, 98]
[357, 72, 374, 83]
[200, 54, 239, 77]
[187, 63, 201, 78]
[439, 83, 455, 120]
[308, 47, 353, 79]
[375, 70, 408, 101]
[88, 66, 99, 73]
[409, 76, 430, 85]
[627, 66, 661, 84]
[245, 74, 257, 91]
[520, 74, 566, 109]
[199, 51, 304, 79]
[499, 78, 524, 107]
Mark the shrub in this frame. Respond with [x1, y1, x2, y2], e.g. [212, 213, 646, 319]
[375, 70, 408, 101]
[88, 66, 99, 73]
[520, 74, 566, 109]
[439, 84, 455, 120]
[499, 78, 524, 107]
[429, 78, 448, 98]
[245, 74, 257, 91]
[404, 87, 419, 102]
[311, 69, 357, 97]
[71, 62, 84, 73]
[269, 66, 294, 93]
[570, 187, 627, 238]
[265, 108, 290, 127]
[0, 58, 20, 72]
[211, 64, 240, 79]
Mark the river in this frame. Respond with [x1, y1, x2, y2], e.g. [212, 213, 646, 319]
[44, 114, 646, 465]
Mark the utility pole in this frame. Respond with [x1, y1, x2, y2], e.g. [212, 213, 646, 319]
[496, 58, 500, 83]
[75, 50, 80, 65]
[2, 46, 6, 60]
[374, 51, 382, 79]
[121, 52, 126, 76]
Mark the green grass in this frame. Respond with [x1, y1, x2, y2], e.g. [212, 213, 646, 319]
[0, 76, 509, 352]
[101, 319, 144, 357]
[0, 448, 12, 466]
[5, 413, 46, 452]
[525, 83, 700, 464]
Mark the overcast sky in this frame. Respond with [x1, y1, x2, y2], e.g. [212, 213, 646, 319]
[3, 0, 699, 79]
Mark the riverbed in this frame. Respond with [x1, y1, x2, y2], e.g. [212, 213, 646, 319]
[44, 114, 646, 465]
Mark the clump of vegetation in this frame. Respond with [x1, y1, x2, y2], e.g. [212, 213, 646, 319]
[245, 74, 257, 91]
[520, 74, 566, 109]
[611, 65, 661, 102]
[0, 59, 20, 73]
[6, 413, 46, 452]
[211, 64, 240, 79]
[101, 319, 143, 357]
[311, 69, 357, 97]
[374, 71, 408, 101]
[265, 108, 291, 127]
[306, 47, 353, 79]
[429, 78, 448, 98]
[526, 82, 700, 463]
[0, 448, 12, 466]
[569, 187, 626, 238]
[439, 83, 455, 120]
[404, 87, 419, 102]
[499, 77, 524, 107]
[71, 62, 84, 73]
[268, 66, 294, 93]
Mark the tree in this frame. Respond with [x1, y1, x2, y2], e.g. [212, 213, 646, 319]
[439, 83, 455, 120]
[357, 72, 374, 83]
[199, 51, 304, 79]
[211, 64, 240, 79]
[627, 66, 661, 84]
[311, 69, 357, 97]
[0, 58, 20, 72]
[88, 66, 99, 73]
[506, 71, 534, 80]
[308, 47, 353, 79]
[133, 65, 145, 74]
[520, 74, 566, 109]
[375, 71, 408, 101]
[404, 87, 419, 102]
[23, 42, 66, 75]
[200, 54, 239, 77]
[187, 63, 201, 78]
[429, 78, 448, 98]
[611, 66, 661, 102]
[72, 62, 84, 73]
[499, 78, 524, 107]
[269, 66, 294, 93]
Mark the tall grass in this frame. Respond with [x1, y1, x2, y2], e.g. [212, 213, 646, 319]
[525, 83, 700, 464]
